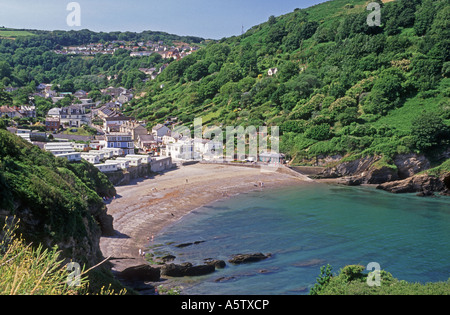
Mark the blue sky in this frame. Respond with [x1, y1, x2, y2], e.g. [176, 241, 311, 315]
[0, 0, 328, 39]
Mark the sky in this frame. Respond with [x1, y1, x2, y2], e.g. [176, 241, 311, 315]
[0, 0, 328, 39]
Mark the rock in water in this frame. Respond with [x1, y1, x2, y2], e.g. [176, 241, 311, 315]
[120, 264, 161, 282]
[228, 253, 271, 264]
[204, 259, 226, 269]
[160, 263, 215, 277]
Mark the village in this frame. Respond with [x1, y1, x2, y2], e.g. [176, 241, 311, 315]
[53, 39, 199, 61]
[2, 83, 285, 176]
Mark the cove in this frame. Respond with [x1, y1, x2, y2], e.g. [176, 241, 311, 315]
[153, 183, 450, 295]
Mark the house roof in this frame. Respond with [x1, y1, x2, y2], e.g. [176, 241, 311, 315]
[48, 108, 61, 116]
[0, 106, 18, 113]
[138, 134, 155, 142]
[152, 124, 168, 130]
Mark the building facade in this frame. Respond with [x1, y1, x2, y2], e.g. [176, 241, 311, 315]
[105, 132, 134, 155]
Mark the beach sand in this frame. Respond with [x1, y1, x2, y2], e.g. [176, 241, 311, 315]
[99, 163, 315, 278]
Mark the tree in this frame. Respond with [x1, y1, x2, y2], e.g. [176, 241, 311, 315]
[268, 15, 277, 26]
[0, 61, 12, 80]
[279, 62, 299, 82]
[185, 61, 209, 81]
[309, 265, 333, 295]
[411, 112, 450, 154]
[305, 123, 332, 141]
[0, 90, 13, 106]
[58, 79, 75, 93]
[362, 68, 405, 115]
[414, 0, 436, 36]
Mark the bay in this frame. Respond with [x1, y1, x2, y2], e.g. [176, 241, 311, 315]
[153, 183, 450, 295]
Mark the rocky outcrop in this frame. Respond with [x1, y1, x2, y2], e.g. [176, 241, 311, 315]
[317, 156, 399, 185]
[377, 173, 449, 195]
[316, 156, 378, 179]
[393, 154, 431, 179]
[228, 253, 271, 265]
[315, 154, 437, 187]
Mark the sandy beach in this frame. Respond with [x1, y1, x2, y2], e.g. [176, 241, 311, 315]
[100, 163, 315, 277]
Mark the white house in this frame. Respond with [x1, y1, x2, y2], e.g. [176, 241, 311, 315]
[104, 132, 134, 155]
[72, 143, 88, 151]
[44, 143, 75, 155]
[268, 68, 278, 76]
[55, 152, 82, 162]
[101, 147, 124, 157]
[165, 139, 200, 160]
[98, 149, 114, 159]
[125, 154, 152, 164]
[81, 154, 100, 164]
[115, 157, 141, 167]
[193, 138, 223, 160]
[59, 105, 91, 127]
[85, 150, 106, 160]
[152, 124, 171, 140]
[105, 159, 130, 170]
[47, 108, 61, 118]
[162, 132, 182, 145]
[16, 129, 32, 143]
[95, 163, 119, 173]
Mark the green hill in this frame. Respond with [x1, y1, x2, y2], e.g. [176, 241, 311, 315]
[123, 0, 449, 169]
[0, 126, 123, 293]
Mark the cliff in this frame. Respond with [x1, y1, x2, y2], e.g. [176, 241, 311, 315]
[312, 151, 450, 196]
[0, 129, 115, 267]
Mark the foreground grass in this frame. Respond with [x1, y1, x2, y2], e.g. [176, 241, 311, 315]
[0, 218, 126, 295]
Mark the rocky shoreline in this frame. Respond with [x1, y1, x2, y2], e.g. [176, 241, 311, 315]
[116, 250, 273, 294]
[100, 157, 449, 294]
[310, 152, 450, 197]
[99, 163, 312, 294]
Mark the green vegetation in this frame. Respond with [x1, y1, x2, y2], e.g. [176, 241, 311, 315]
[0, 28, 203, 89]
[0, 128, 115, 261]
[0, 129, 127, 294]
[310, 265, 450, 295]
[120, 0, 449, 170]
[0, 218, 125, 295]
[0, 28, 36, 38]
[0, 0, 449, 295]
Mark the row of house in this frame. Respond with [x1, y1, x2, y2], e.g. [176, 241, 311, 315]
[0, 105, 36, 119]
[42, 139, 171, 173]
[53, 40, 199, 59]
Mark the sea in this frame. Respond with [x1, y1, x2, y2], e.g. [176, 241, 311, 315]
[152, 182, 450, 295]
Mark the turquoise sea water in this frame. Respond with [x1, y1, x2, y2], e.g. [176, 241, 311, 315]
[153, 183, 450, 295]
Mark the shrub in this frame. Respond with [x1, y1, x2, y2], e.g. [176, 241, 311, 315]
[411, 112, 450, 153]
[310, 264, 450, 295]
[304, 123, 332, 141]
